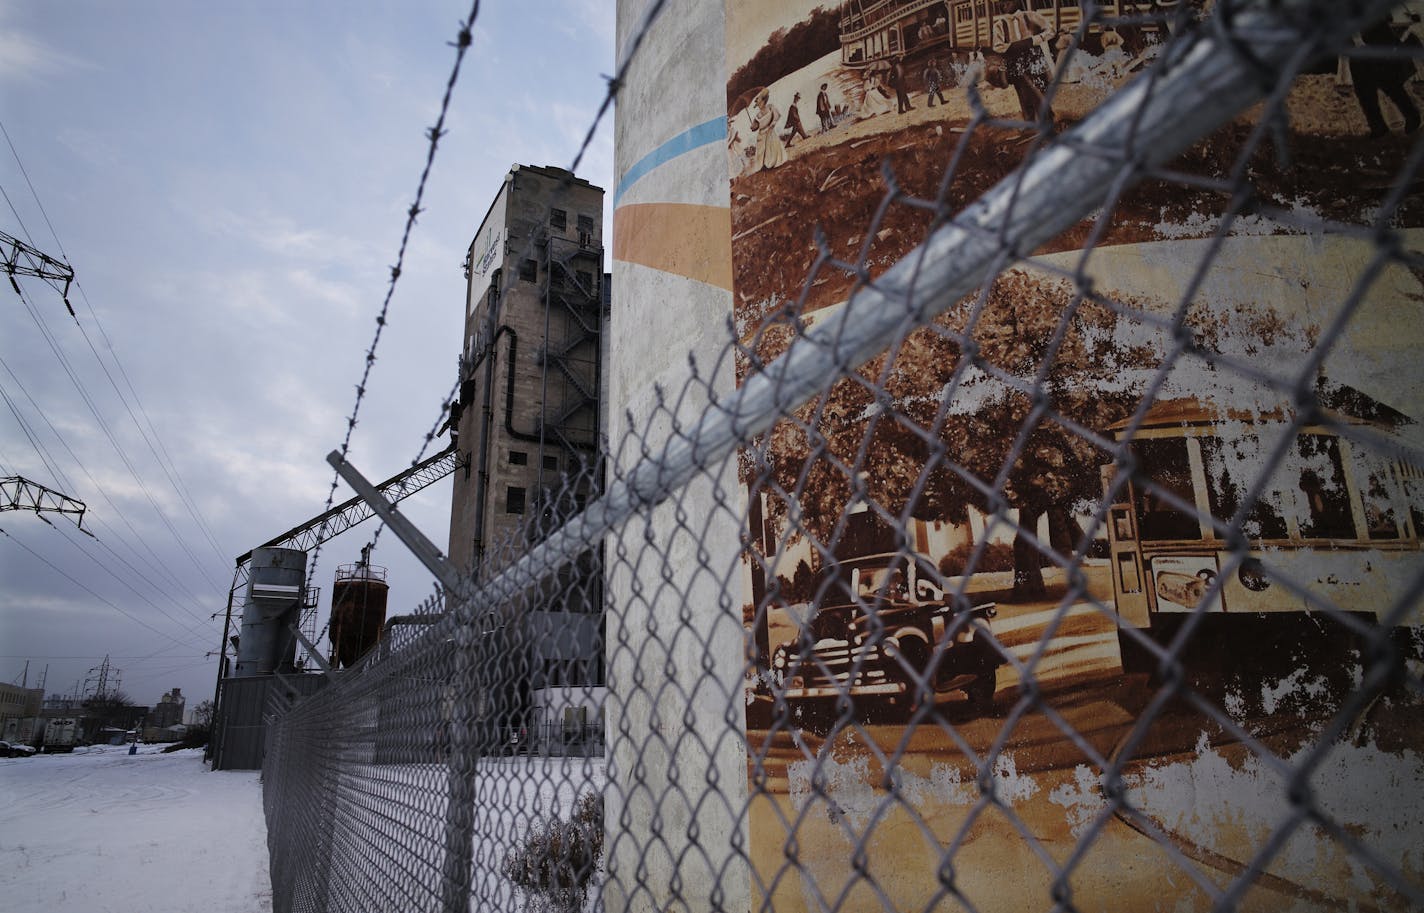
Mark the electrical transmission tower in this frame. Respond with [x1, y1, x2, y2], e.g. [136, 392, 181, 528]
[1, 229, 74, 313]
[1, 476, 87, 529]
[84, 654, 121, 701]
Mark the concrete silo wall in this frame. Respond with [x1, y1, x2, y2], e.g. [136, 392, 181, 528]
[611, 2, 748, 911]
[616, 1, 1424, 910]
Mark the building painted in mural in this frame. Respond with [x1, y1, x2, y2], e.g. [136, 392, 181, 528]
[613, 0, 1424, 910]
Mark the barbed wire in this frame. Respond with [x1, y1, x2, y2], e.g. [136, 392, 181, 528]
[261, 2, 1424, 912]
[362, 0, 675, 573]
[302, 1, 481, 607]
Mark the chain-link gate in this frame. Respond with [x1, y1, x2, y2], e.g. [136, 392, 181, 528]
[262, 1, 1424, 911]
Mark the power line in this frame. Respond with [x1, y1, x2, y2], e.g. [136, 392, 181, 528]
[66, 303, 229, 563]
[2, 117, 229, 571]
[0, 527, 210, 652]
[0, 119, 65, 257]
[0, 182, 34, 246]
[0, 373, 70, 487]
[1, 363, 220, 630]
[0, 350, 212, 611]
[8, 280, 226, 593]
[50, 520, 218, 643]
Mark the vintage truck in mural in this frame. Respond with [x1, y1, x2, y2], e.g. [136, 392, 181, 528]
[768, 550, 1003, 721]
[1102, 396, 1424, 675]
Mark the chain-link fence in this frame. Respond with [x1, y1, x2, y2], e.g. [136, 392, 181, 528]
[262, 1, 1424, 911]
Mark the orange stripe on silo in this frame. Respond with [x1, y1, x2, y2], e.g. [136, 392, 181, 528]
[613, 203, 733, 291]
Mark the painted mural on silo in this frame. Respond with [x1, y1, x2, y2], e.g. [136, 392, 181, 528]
[726, 1, 1424, 908]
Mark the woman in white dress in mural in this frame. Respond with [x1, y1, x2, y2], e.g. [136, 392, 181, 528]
[751, 88, 787, 171]
[858, 69, 894, 119]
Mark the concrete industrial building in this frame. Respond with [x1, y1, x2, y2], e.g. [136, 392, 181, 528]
[447, 164, 608, 749]
[148, 687, 185, 729]
[0, 682, 44, 745]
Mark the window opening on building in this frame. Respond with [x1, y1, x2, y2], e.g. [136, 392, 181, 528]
[550, 209, 567, 230]
[520, 259, 537, 282]
[543, 454, 559, 471]
[510, 450, 528, 466]
[506, 486, 526, 514]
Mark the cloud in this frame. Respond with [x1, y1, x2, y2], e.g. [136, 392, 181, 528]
[197, 206, 383, 270]
[0, 21, 90, 84]
[564, 0, 616, 48]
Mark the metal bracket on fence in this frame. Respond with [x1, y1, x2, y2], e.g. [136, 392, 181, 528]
[289, 622, 332, 674]
[326, 450, 462, 593]
[326, 449, 481, 913]
[270, 671, 302, 713]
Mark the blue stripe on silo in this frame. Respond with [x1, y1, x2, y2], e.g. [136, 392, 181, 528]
[614, 117, 727, 206]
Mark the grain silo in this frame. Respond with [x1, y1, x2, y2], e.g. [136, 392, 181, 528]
[328, 546, 389, 669]
[233, 546, 307, 677]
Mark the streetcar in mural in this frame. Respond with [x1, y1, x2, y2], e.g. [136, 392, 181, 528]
[838, 0, 1181, 68]
[768, 549, 1003, 721]
[1102, 396, 1424, 675]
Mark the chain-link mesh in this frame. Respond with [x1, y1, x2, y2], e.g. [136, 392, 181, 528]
[263, 2, 1424, 911]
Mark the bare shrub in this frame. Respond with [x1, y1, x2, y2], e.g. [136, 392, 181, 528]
[503, 791, 604, 912]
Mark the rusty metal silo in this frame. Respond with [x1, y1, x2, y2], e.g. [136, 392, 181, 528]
[328, 547, 389, 669]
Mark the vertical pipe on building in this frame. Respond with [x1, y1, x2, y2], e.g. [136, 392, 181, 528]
[207, 564, 245, 764]
[471, 293, 501, 577]
[538, 242, 554, 520]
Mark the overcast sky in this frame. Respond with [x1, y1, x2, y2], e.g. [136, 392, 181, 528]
[0, 1, 615, 711]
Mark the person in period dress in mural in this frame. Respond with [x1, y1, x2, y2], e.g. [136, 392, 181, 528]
[991, 0, 1056, 122]
[890, 56, 913, 113]
[858, 69, 894, 119]
[816, 83, 835, 133]
[750, 88, 787, 170]
[784, 92, 811, 148]
[923, 58, 948, 107]
[1349, 18, 1422, 137]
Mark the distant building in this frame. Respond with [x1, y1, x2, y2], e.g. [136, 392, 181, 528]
[0, 683, 44, 744]
[447, 164, 607, 751]
[0, 682, 43, 723]
[150, 687, 185, 729]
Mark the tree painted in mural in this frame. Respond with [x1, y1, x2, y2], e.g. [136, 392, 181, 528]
[745, 269, 1325, 601]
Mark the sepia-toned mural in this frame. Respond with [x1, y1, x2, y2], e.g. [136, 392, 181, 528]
[725, 1, 1424, 909]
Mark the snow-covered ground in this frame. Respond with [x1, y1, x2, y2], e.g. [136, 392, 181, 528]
[0, 744, 270, 913]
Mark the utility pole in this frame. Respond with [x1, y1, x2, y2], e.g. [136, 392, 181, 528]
[1, 229, 74, 314]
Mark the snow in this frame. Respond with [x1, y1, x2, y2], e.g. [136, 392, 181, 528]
[0, 744, 270, 913]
